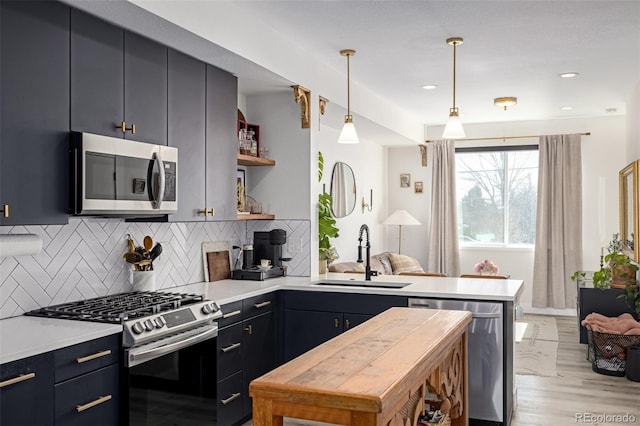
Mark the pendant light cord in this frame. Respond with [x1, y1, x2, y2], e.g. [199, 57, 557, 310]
[346, 53, 351, 116]
[452, 41, 456, 110]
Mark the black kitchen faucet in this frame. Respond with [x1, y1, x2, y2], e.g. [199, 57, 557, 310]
[357, 224, 376, 281]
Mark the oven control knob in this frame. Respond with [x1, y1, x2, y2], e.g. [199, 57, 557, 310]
[209, 302, 220, 313]
[154, 317, 165, 328]
[132, 322, 144, 334]
[201, 304, 213, 315]
[144, 319, 155, 332]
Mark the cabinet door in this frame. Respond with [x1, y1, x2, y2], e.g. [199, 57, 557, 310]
[124, 31, 168, 145]
[206, 64, 238, 220]
[0, 352, 54, 426]
[217, 323, 243, 379]
[54, 364, 119, 426]
[343, 313, 373, 331]
[0, 0, 70, 226]
[217, 371, 244, 426]
[284, 309, 342, 362]
[167, 49, 206, 221]
[242, 311, 275, 416]
[70, 8, 124, 138]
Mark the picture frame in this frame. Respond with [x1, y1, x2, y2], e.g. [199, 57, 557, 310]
[400, 173, 410, 188]
[414, 181, 423, 193]
[237, 169, 246, 212]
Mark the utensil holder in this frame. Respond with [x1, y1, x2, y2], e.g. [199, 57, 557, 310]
[132, 270, 155, 292]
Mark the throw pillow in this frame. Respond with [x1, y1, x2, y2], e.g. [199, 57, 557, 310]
[389, 253, 424, 274]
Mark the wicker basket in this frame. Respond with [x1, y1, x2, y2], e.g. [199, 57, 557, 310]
[587, 328, 640, 376]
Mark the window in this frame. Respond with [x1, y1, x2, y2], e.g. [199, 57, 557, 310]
[455, 147, 538, 246]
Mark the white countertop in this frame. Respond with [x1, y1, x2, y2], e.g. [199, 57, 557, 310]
[1, 274, 523, 364]
[0, 316, 122, 364]
[174, 273, 524, 304]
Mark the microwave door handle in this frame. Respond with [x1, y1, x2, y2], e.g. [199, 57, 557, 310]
[151, 152, 165, 210]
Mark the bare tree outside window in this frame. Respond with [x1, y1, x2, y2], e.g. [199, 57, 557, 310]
[455, 149, 538, 245]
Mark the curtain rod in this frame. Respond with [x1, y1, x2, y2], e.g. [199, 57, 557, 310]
[424, 132, 590, 143]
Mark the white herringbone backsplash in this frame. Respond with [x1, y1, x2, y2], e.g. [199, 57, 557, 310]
[0, 218, 310, 319]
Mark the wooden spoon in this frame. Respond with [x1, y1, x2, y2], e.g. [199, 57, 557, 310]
[143, 236, 153, 255]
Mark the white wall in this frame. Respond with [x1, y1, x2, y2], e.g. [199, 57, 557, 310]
[318, 125, 386, 264]
[385, 115, 627, 314]
[384, 146, 432, 269]
[627, 82, 640, 162]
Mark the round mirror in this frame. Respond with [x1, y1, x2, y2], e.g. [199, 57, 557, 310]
[330, 162, 356, 218]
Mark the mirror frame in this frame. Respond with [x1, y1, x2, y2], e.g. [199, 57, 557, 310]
[619, 159, 639, 263]
[330, 162, 356, 218]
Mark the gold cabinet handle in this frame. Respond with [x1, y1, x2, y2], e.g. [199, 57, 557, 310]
[198, 208, 215, 217]
[244, 325, 252, 335]
[220, 342, 241, 353]
[3, 204, 8, 218]
[345, 319, 350, 329]
[334, 318, 339, 328]
[76, 349, 112, 364]
[221, 392, 241, 405]
[116, 122, 135, 134]
[222, 309, 241, 319]
[76, 395, 112, 413]
[253, 301, 271, 309]
[0, 372, 35, 388]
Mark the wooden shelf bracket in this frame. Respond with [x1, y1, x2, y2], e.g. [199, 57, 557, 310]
[292, 85, 311, 128]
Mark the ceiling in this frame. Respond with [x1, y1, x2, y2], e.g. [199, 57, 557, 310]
[230, 0, 639, 127]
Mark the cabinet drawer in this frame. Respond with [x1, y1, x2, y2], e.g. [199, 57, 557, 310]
[55, 363, 119, 426]
[242, 292, 277, 319]
[217, 370, 243, 426]
[55, 334, 120, 383]
[219, 300, 243, 328]
[1, 352, 54, 426]
[217, 323, 243, 379]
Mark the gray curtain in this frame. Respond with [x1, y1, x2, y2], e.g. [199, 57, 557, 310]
[532, 134, 583, 308]
[427, 140, 460, 276]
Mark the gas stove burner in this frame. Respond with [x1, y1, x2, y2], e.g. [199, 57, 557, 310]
[26, 291, 205, 324]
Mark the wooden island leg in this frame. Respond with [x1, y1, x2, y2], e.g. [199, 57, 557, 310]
[253, 397, 284, 426]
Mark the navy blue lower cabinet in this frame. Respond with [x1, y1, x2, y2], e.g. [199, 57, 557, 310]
[54, 364, 120, 426]
[0, 352, 54, 426]
[242, 311, 276, 416]
[284, 309, 343, 361]
[217, 371, 244, 425]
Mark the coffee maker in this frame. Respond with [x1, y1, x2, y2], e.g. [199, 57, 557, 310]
[231, 229, 290, 280]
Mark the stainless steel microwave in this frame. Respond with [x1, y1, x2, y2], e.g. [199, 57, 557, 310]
[70, 132, 178, 216]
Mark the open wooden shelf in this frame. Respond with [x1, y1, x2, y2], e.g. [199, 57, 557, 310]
[237, 154, 275, 166]
[236, 213, 275, 221]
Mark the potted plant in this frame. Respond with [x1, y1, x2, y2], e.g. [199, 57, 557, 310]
[572, 234, 639, 290]
[318, 151, 339, 273]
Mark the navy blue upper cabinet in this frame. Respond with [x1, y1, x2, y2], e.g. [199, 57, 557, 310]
[0, 0, 70, 226]
[70, 9, 167, 145]
[206, 65, 238, 221]
[167, 49, 207, 221]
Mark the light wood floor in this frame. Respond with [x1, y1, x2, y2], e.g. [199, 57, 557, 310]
[244, 315, 639, 426]
[511, 315, 639, 426]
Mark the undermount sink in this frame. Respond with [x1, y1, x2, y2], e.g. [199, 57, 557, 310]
[312, 280, 410, 289]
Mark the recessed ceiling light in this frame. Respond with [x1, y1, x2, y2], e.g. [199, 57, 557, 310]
[422, 84, 437, 90]
[606, 108, 617, 113]
[560, 106, 573, 110]
[559, 72, 579, 78]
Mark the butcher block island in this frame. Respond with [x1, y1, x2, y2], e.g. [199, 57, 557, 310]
[250, 307, 472, 426]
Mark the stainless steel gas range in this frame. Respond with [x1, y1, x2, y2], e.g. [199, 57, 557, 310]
[27, 291, 223, 425]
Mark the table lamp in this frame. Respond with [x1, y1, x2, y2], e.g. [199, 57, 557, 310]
[382, 209, 421, 254]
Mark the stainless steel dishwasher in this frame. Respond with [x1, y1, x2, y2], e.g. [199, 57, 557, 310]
[408, 298, 506, 425]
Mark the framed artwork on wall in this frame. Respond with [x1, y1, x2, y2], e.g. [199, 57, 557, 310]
[400, 173, 410, 188]
[414, 181, 423, 193]
[237, 169, 246, 212]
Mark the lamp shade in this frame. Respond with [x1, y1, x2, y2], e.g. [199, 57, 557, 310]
[383, 209, 421, 226]
[338, 120, 359, 144]
[442, 112, 465, 139]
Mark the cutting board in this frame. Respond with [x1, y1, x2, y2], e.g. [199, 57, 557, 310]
[202, 241, 230, 281]
[207, 251, 231, 281]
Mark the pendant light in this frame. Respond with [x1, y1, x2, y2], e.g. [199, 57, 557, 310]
[338, 49, 359, 144]
[442, 37, 465, 139]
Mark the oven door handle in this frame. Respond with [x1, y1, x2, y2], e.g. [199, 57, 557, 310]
[127, 325, 218, 367]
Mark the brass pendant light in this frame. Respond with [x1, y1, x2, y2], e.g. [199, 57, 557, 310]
[442, 37, 465, 139]
[338, 49, 359, 144]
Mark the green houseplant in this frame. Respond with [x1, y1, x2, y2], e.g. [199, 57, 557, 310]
[318, 152, 339, 272]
